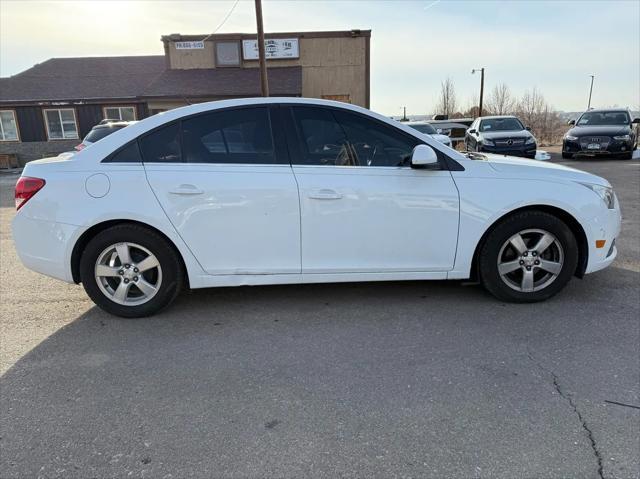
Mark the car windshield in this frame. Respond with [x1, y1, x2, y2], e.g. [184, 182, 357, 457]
[577, 111, 630, 126]
[83, 126, 123, 143]
[408, 123, 437, 135]
[479, 118, 524, 132]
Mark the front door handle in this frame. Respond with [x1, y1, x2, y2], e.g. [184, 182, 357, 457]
[308, 189, 343, 200]
[169, 184, 204, 195]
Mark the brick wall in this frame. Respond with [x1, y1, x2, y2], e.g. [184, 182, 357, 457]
[0, 141, 78, 166]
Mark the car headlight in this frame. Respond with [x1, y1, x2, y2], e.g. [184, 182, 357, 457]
[580, 183, 615, 209]
[525, 136, 536, 145]
[564, 135, 578, 141]
[613, 134, 631, 141]
[482, 139, 494, 146]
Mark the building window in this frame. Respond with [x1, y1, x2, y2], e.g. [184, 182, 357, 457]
[0, 110, 19, 141]
[103, 106, 136, 121]
[215, 41, 241, 67]
[44, 109, 78, 140]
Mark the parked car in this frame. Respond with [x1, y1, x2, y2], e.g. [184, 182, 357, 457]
[13, 98, 620, 317]
[406, 121, 452, 147]
[75, 120, 137, 151]
[465, 116, 537, 158]
[562, 109, 639, 159]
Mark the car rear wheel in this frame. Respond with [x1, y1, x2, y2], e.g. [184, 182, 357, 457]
[80, 224, 184, 318]
[479, 211, 578, 302]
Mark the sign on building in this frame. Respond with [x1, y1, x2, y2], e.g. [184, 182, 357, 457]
[242, 38, 299, 60]
[175, 41, 205, 50]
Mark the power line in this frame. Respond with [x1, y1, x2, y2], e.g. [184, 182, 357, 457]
[202, 0, 241, 42]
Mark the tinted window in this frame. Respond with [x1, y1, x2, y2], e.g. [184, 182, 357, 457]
[479, 118, 524, 132]
[291, 107, 354, 166]
[333, 110, 418, 167]
[139, 122, 182, 163]
[577, 111, 630, 126]
[105, 141, 143, 163]
[409, 123, 437, 135]
[84, 126, 122, 143]
[182, 108, 275, 164]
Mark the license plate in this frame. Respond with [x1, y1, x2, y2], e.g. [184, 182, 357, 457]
[587, 143, 601, 150]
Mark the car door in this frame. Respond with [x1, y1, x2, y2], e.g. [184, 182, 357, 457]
[285, 105, 460, 274]
[142, 106, 301, 275]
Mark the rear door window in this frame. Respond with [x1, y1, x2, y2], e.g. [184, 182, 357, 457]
[139, 122, 182, 163]
[181, 107, 276, 164]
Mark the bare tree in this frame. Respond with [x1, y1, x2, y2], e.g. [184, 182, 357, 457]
[486, 83, 515, 115]
[436, 77, 457, 118]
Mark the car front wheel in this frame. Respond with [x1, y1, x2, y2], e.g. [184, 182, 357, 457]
[479, 211, 578, 302]
[80, 224, 184, 317]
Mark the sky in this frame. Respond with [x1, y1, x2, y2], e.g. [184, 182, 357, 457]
[1, 0, 638, 115]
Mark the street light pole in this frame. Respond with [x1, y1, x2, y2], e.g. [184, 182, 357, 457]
[254, 0, 269, 97]
[472, 68, 485, 117]
[587, 74, 595, 109]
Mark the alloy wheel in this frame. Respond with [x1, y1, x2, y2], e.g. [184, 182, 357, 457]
[94, 242, 162, 306]
[497, 229, 564, 293]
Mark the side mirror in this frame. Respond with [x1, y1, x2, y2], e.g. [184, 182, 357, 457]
[468, 128, 477, 134]
[411, 144, 439, 168]
[568, 119, 576, 126]
[632, 118, 640, 124]
[525, 126, 531, 131]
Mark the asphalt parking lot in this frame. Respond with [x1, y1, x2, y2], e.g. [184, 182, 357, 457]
[1, 156, 638, 478]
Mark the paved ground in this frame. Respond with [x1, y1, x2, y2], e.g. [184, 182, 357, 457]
[1, 156, 638, 478]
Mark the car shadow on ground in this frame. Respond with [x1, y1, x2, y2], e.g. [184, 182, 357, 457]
[1, 267, 638, 477]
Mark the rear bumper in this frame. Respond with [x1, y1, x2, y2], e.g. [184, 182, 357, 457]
[12, 213, 80, 283]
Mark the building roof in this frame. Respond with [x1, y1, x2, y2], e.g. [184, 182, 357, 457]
[0, 56, 166, 102]
[142, 66, 302, 98]
[0, 55, 302, 103]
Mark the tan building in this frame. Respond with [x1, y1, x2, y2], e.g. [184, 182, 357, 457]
[158, 30, 370, 110]
[0, 29, 370, 164]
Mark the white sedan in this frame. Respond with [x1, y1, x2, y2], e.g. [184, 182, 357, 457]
[13, 98, 621, 317]
[405, 121, 453, 147]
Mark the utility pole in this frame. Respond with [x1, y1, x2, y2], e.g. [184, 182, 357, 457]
[472, 68, 485, 117]
[401, 106, 408, 121]
[254, 0, 269, 97]
[587, 74, 595, 109]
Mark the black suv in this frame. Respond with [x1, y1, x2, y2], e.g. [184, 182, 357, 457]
[465, 116, 537, 158]
[563, 109, 639, 159]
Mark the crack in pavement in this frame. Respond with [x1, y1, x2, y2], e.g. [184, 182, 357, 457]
[527, 351, 605, 479]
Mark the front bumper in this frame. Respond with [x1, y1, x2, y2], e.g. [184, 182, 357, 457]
[12, 213, 81, 283]
[563, 138, 634, 157]
[478, 144, 537, 158]
[584, 199, 622, 274]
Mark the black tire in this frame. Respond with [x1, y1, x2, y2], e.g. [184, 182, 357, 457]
[479, 211, 578, 303]
[561, 152, 573, 159]
[80, 224, 184, 318]
[620, 151, 633, 160]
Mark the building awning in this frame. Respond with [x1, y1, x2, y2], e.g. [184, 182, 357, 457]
[141, 66, 302, 99]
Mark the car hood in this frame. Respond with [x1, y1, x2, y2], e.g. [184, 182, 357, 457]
[480, 153, 610, 187]
[481, 130, 532, 140]
[567, 125, 630, 137]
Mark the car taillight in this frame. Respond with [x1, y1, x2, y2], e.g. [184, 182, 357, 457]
[15, 176, 46, 210]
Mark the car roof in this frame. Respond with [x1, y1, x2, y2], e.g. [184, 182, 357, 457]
[581, 108, 630, 113]
[93, 121, 137, 129]
[477, 115, 519, 120]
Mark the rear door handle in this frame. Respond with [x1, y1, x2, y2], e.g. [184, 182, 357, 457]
[169, 184, 204, 195]
[308, 189, 342, 200]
